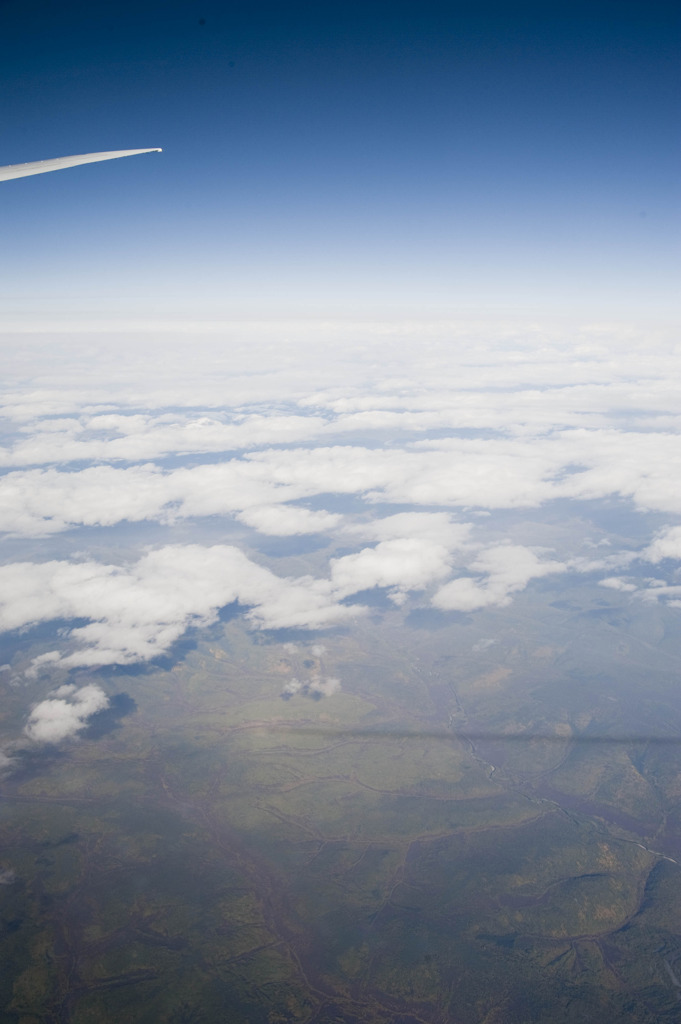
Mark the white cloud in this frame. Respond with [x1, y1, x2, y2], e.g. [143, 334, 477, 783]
[2, 426, 681, 539]
[247, 444, 557, 509]
[1, 321, 681, 676]
[599, 577, 637, 592]
[24, 684, 109, 744]
[0, 546, 362, 671]
[236, 504, 342, 536]
[567, 551, 638, 574]
[472, 638, 498, 652]
[432, 544, 567, 611]
[247, 432, 681, 515]
[25, 651, 62, 679]
[310, 676, 340, 697]
[281, 676, 340, 699]
[347, 512, 472, 549]
[0, 412, 327, 468]
[641, 584, 681, 604]
[643, 526, 681, 563]
[0, 462, 299, 537]
[0, 534, 570, 673]
[330, 538, 453, 603]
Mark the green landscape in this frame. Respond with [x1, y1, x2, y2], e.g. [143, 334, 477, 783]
[2, 588, 681, 1023]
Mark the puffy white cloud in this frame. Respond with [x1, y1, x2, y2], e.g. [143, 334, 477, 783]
[0, 546, 362, 671]
[25, 651, 62, 679]
[281, 676, 340, 699]
[1, 321, 681, 677]
[643, 526, 681, 563]
[599, 577, 637, 592]
[235, 504, 342, 536]
[432, 544, 567, 611]
[432, 576, 493, 612]
[555, 430, 681, 514]
[243, 573, 358, 633]
[2, 426, 681, 539]
[347, 512, 473, 549]
[0, 412, 327, 468]
[24, 684, 109, 744]
[0, 534, 570, 673]
[566, 551, 638, 574]
[330, 538, 453, 603]
[0, 462, 299, 537]
[247, 432, 681, 515]
[310, 676, 340, 697]
[247, 444, 548, 509]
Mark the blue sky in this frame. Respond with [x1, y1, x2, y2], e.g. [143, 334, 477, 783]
[0, 0, 678, 320]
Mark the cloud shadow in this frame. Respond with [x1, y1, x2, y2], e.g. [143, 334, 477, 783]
[80, 692, 138, 739]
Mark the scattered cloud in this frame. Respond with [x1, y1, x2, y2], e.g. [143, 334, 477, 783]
[0, 546, 361, 671]
[0, 412, 327, 468]
[472, 638, 498, 652]
[236, 504, 342, 536]
[599, 577, 637, 592]
[643, 526, 681, 563]
[0, 534, 572, 673]
[330, 538, 454, 604]
[3, 426, 680, 540]
[281, 676, 341, 700]
[1, 322, 680, 689]
[347, 512, 472, 549]
[641, 584, 681, 605]
[432, 544, 567, 611]
[24, 684, 109, 744]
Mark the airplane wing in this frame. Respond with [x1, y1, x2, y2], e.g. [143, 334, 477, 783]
[0, 148, 162, 182]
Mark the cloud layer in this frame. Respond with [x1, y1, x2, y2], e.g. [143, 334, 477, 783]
[2, 429, 680, 539]
[2, 528, 568, 672]
[0, 321, 679, 701]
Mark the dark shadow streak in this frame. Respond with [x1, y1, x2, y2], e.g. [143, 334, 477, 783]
[274, 727, 681, 745]
[80, 693, 137, 739]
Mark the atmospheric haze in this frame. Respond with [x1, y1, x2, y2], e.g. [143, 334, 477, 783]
[1, 1, 680, 1021]
[2, 322, 680, 693]
[2, 322, 681, 1020]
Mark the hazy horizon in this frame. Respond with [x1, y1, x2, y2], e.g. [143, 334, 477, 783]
[1, 2, 680, 1021]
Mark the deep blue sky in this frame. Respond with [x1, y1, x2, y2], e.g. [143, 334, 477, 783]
[0, 0, 678, 320]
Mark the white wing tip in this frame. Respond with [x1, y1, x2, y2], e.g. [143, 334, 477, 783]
[0, 147, 163, 182]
